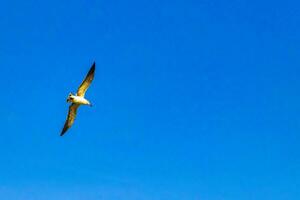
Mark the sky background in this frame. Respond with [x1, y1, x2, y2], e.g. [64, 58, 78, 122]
[0, 0, 300, 199]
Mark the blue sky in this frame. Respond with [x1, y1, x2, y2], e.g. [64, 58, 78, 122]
[0, 0, 300, 199]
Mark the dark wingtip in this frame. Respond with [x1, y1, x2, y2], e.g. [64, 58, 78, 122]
[60, 128, 67, 136]
[88, 62, 95, 75]
[91, 61, 96, 69]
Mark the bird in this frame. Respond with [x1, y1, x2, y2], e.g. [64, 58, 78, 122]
[60, 62, 96, 136]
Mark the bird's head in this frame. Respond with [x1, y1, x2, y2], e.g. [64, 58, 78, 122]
[67, 93, 74, 103]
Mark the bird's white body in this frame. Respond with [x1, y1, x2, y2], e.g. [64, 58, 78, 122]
[68, 94, 91, 106]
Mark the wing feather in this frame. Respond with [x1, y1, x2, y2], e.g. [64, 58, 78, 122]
[77, 62, 95, 97]
[60, 104, 80, 136]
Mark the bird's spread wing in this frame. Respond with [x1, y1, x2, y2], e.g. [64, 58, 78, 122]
[77, 62, 95, 97]
[61, 103, 80, 136]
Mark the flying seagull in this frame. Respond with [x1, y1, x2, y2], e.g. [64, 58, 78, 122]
[60, 62, 96, 136]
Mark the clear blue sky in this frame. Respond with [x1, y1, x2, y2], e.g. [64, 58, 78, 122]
[0, 0, 299, 199]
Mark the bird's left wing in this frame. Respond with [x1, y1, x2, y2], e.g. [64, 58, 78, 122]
[60, 103, 80, 136]
[77, 62, 95, 97]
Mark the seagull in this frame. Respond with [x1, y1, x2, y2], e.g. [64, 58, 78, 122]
[60, 62, 96, 136]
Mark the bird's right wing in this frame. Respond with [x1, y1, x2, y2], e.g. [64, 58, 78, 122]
[77, 62, 96, 97]
[60, 103, 80, 136]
